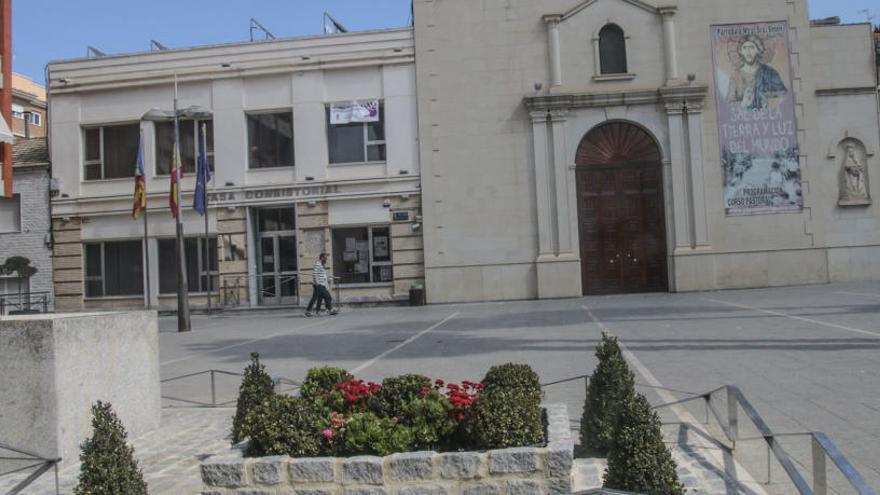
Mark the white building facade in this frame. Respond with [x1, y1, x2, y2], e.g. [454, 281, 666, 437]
[413, 0, 880, 302]
[48, 29, 424, 311]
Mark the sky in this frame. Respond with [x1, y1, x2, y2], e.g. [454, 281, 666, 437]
[11, 0, 879, 84]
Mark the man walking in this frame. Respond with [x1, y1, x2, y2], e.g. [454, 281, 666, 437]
[305, 253, 337, 316]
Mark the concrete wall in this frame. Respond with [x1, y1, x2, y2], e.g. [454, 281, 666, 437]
[413, 0, 880, 301]
[0, 166, 53, 309]
[0, 311, 160, 468]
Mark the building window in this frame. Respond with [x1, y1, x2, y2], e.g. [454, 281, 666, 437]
[0, 194, 21, 233]
[155, 120, 214, 175]
[30, 112, 41, 127]
[84, 241, 144, 298]
[158, 237, 218, 294]
[83, 123, 140, 180]
[247, 112, 294, 169]
[332, 226, 392, 285]
[11, 104, 23, 120]
[599, 24, 628, 74]
[327, 104, 385, 164]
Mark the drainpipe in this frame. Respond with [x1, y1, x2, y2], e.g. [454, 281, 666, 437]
[1, 0, 13, 197]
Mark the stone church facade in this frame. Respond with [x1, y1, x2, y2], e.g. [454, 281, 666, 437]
[413, 0, 880, 302]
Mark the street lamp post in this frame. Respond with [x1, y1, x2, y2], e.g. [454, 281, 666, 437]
[142, 76, 212, 333]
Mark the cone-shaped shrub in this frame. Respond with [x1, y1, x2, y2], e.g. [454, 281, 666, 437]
[580, 332, 635, 453]
[603, 393, 684, 495]
[232, 352, 275, 444]
[74, 401, 147, 495]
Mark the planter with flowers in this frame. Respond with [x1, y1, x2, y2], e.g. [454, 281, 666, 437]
[201, 360, 573, 495]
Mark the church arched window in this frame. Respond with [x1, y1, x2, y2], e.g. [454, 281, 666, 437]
[598, 24, 628, 74]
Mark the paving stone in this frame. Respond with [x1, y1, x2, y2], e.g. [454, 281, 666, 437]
[388, 451, 434, 481]
[437, 452, 483, 480]
[342, 456, 384, 485]
[488, 448, 540, 474]
[289, 457, 337, 483]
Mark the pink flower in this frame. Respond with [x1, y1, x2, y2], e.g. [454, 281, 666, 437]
[322, 429, 334, 439]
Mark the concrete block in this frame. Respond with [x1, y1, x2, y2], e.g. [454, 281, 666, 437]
[488, 448, 540, 474]
[387, 451, 435, 481]
[0, 312, 160, 470]
[343, 488, 387, 495]
[201, 458, 248, 488]
[342, 456, 384, 485]
[398, 484, 449, 495]
[507, 479, 542, 495]
[437, 452, 484, 480]
[253, 456, 286, 485]
[289, 457, 337, 483]
[461, 483, 502, 495]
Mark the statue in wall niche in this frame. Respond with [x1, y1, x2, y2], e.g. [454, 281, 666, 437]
[839, 141, 871, 206]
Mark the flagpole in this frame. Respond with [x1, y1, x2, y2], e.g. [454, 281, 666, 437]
[173, 72, 192, 332]
[202, 123, 212, 314]
[143, 206, 151, 310]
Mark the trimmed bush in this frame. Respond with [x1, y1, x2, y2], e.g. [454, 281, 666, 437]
[300, 366, 354, 400]
[370, 374, 433, 418]
[603, 393, 684, 495]
[470, 387, 543, 450]
[482, 363, 542, 402]
[232, 352, 275, 444]
[336, 412, 414, 456]
[400, 390, 455, 450]
[581, 332, 635, 453]
[246, 395, 329, 457]
[74, 401, 147, 495]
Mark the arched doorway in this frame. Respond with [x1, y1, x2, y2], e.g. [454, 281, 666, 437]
[575, 122, 668, 295]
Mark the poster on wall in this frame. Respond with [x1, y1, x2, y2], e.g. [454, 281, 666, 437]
[330, 100, 380, 124]
[711, 21, 802, 216]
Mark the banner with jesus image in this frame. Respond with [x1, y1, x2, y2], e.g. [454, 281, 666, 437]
[711, 21, 802, 216]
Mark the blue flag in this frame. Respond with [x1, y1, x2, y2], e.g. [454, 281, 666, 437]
[193, 123, 211, 215]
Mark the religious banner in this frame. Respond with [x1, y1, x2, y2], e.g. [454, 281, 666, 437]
[330, 100, 380, 125]
[711, 21, 801, 215]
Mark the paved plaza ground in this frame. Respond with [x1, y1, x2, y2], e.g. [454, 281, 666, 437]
[3, 282, 878, 494]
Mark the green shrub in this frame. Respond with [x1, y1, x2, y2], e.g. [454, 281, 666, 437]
[603, 394, 684, 495]
[300, 366, 353, 400]
[337, 412, 414, 456]
[74, 401, 147, 495]
[400, 390, 455, 450]
[370, 374, 433, 417]
[482, 363, 542, 402]
[232, 352, 275, 444]
[581, 332, 635, 453]
[246, 395, 329, 457]
[470, 387, 543, 450]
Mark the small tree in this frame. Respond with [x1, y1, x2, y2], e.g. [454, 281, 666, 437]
[580, 332, 635, 453]
[1, 256, 38, 309]
[74, 401, 147, 495]
[603, 393, 684, 495]
[232, 352, 275, 444]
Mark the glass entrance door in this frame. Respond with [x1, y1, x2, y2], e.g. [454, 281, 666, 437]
[256, 208, 298, 305]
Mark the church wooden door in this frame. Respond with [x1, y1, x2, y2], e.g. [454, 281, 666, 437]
[575, 122, 668, 295]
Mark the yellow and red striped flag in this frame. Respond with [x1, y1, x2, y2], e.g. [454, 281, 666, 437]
[169, 142, 179, 218]
[132, 132, 146, 219]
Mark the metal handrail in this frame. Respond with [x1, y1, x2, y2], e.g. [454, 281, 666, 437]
[653, 384, 877, 495]
[0, 442, 60, 495]
[161, 370, 301, 408]
[0, 291, 51, 316]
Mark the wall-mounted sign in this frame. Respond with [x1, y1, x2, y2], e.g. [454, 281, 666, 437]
[392, 211, 410, 222]
[330, 100, 380, 125]
[208, 185, 341, 206]
[711, 21, 802, 216]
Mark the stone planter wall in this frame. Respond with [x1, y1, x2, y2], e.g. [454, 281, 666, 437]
[201, 404, 573, 495]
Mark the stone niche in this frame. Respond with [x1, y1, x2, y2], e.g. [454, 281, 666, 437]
[201, 404, 574, 495]
[0, 311, 160, 469]
[837, 138, 872, 207]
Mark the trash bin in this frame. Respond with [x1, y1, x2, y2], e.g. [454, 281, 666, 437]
[409, 284, 426, 306]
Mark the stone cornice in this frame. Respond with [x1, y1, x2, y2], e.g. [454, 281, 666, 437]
[48, 28, 414, 94]
[815, 86, 877, 97]
[524, 84, 708, 112]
